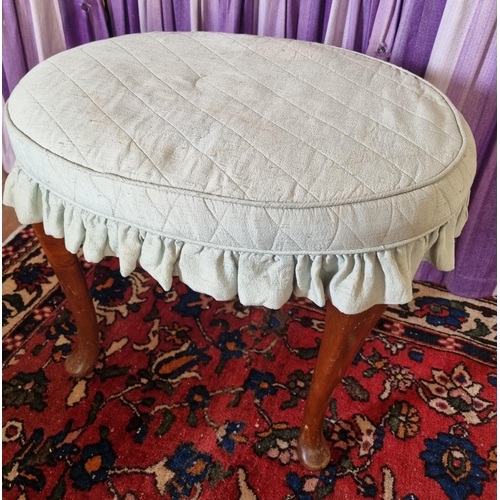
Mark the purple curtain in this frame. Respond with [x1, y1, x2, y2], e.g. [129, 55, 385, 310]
[390, 0, 446, 76]
[107, 0, 141, 35]
[57, 0, 109, 49]
[2, 0, 30, 100]
[2, 0, 496, 299]
[413, 1, 497, 297]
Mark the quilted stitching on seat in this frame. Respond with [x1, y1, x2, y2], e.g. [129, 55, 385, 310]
[4, 32, 476, 313]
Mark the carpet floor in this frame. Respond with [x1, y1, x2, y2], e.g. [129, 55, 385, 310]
[2, 226, 497, 499]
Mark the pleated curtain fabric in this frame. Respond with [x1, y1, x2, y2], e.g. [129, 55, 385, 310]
[413, 1, 497, 297]
[2, 0, 496, 299]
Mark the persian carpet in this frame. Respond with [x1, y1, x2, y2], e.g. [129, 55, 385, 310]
[2, 226, 497, 500]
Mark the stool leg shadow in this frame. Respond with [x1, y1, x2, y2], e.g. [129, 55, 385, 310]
[297, 301, 386, 470]
[33, 223, 100, 378]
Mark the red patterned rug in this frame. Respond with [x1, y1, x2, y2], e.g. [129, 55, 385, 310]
[2, 226, 497, 499]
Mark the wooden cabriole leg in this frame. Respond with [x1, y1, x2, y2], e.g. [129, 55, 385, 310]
[32, 223, 100, 378]
[297, 301, 387, 470]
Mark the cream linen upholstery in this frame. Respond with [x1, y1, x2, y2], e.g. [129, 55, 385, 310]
[4, 32, 476, 313]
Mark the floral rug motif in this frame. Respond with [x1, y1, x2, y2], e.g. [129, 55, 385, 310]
[2, 227, 497, 499]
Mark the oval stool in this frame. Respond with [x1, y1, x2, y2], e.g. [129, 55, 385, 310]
[3, 32, 476, 470]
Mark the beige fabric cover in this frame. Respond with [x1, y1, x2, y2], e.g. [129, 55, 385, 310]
[4, 32, 476, 313]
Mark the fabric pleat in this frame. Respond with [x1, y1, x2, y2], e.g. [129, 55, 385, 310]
[4, 166, 470, 314]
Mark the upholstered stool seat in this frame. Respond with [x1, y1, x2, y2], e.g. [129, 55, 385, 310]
[3, 32, 476, 470]
[4, 31, 475, 314]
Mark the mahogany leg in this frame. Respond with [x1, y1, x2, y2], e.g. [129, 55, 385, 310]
[33, 223, 99, 378]
[297, 301, 386, 470]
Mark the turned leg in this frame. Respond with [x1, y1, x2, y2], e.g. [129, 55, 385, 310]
[33, 223, 99, 378]
[297, 301, 386, 470]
